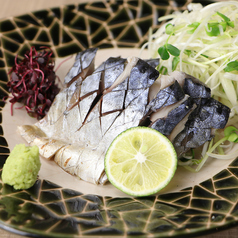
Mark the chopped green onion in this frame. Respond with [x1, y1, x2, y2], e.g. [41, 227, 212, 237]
[205, 22, 223, 36]
[217, 11, 231, 22]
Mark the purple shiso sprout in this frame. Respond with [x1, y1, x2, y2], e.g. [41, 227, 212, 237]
[7, 46, 60, 120]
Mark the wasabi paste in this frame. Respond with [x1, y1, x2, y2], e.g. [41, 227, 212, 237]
[1, 144, 41, 190]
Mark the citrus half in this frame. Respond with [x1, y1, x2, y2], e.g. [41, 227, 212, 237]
[104, 126, 177, 196]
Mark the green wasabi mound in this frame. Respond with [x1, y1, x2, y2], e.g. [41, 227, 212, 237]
[2, 144, 41, 190]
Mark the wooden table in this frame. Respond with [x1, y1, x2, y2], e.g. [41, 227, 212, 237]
[0, 0, 237, 237]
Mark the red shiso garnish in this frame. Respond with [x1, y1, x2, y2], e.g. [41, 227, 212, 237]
[7, 46, 60, 120]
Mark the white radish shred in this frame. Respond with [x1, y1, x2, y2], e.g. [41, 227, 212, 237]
[145, 1, 238, 111]
[142, 1, 238, 170]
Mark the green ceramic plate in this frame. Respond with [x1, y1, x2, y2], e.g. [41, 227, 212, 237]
[1, 0, 238, 237]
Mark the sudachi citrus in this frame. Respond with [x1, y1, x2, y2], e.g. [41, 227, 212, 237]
[104, 127, 177, 196]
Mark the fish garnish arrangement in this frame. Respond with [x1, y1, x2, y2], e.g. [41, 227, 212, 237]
[18, 48, 230, 185]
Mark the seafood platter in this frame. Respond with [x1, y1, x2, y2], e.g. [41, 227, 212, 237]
[1, 0, 238, 237]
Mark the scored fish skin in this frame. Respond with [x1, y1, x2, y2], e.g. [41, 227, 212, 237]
[150, 96, 194, 135]
[64, 47, 97, 86]
[98, 57, 127, 90]
[139, 80, 185, 127]
[74, 57, 159, 149]
[145, 80, 185, 114]
[35, 48, 99, 140]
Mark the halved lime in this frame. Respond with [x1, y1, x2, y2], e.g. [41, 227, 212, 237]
[104, 127, 177, 196]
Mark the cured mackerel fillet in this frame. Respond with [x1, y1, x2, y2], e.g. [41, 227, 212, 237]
[18, 48, 230, 185]
[18, 48, 160, 184]
[145, 71, 230, 157]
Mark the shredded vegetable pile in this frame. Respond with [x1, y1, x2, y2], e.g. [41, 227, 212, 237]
[144, 1, 238, 116]
[142, 1, 238, 172]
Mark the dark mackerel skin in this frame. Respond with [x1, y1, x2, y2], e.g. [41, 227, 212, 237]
[150, 97, 194, 135]
[64, 47, 97, 86]
[144, 58, 160, 69]
[188, 98, 230, 129]
[128, 58, 159, 90]
[145, 80, 185, 114]
[96, 56, 127, 90]
[183, 77, 211, 99]
[173, 127, 212, 157]
[173, 98, 230, 157]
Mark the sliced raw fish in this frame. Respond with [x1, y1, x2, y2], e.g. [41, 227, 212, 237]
[146, 80, 184, 113]
[173, 98, 230, 157]
[174, 126, 212, 157]
[18, 48, 231, 184]
[168, 104, 197, 142]
[140, 80, 185, 126]
[150, 96, 194, 135]
[146, 71, 230, 158]
[183, 77, 211, 99]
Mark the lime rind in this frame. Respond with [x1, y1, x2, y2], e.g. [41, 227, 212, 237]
[104, 126, 177, 197]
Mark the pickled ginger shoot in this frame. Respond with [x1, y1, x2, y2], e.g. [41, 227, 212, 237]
[2, 144, 41, 190]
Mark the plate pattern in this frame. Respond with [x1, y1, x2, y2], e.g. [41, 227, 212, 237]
[0, 0, 237, 237]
